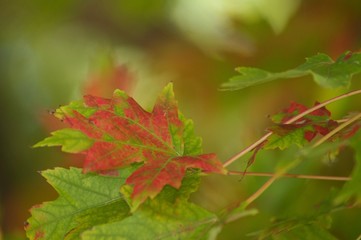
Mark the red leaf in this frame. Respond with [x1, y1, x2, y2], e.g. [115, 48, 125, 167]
[313, 125, 330, 136]
[286, 101, 307, 114]
[309, 102, 331, 117]
[279, 101, 331, 123]
[267, 102, 341, 150]
[337, 123, 361, 140]
[126, 152, 222, 203]
[61, 83, 226, 204]
[304, 131, 317, 142]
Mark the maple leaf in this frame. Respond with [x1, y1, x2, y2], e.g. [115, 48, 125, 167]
[25, 167, 131, 240]
[35, 83, 226, 205]
[221, 51, 361, 91]
[81, 198, 218, 240]
[265, 102, 339, 150]
[328, 112, 361, 141]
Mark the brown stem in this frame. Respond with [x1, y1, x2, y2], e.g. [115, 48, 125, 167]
[244, 176, 277, 206]
[223, 132, 272, 167]
[228, 171, 351, 181]
[223, 89, 361, 167]
[238, 110, 361, 207]
[312, 112, 361, 148]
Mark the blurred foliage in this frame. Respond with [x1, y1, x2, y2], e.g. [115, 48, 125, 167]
[1, 0, 361, 239]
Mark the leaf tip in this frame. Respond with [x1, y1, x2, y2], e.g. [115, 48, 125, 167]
[113, 88, 127, 98]
[32, 139, 46, 148]
[162, 82, 175, 96]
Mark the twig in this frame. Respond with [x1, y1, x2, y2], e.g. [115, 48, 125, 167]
[223, 132, 272, 167]
[312, 112, 361, 148]
[223, 89, 361, 167]
[228, 171, 351, 181]
[243, 176, 277, 206]
[238, 111, 361, 206]
[242, 157, 303, 206]
[226, 89, 361, 207]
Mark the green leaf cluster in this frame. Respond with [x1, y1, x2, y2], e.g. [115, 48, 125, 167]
[26, 167, 218, 239]
[221, 51, 361, 90]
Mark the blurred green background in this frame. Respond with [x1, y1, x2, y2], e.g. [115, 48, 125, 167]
[1, 1, 361, 239]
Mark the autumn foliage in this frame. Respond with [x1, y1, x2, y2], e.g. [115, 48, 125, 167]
[27, 52, 361, 240]
[35, 84, 226, 206]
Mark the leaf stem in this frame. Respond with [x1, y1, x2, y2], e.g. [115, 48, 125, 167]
[312, 112, 361, 148]
[223, 208, 259, 224]
[236, 111, 361, 207]
[242, 158, 302, 206]
[243, 176, 277, 206]
[223, 89, 361, 167]
[223, 132, 272, 167]
[228, 171, 351, 181]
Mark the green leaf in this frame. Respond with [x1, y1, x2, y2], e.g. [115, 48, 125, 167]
[252, 191, 353, 240]
[335, 131, 361, 205]
[180, 113, 203, 156]
[269, 223, 337, 240]
[64, 200, 129, 240]
[81, 199, 218, 240]
[33, 129, 94, 153]
[54, 100, 97, 119]
[25, 168, 131, 240]
[265, 126, 313, 150]
[221, 51, 361, 90]
[254, 215, 337, 240]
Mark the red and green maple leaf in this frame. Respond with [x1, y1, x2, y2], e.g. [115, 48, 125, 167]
[266, 101, 339, 149]
[35, 83, 226, 204]
[243, 101, 361, 172]
[265, 101, 361, 150]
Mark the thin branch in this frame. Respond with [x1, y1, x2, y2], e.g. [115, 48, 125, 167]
[223, 132, 272, 167]
[228, 171, 351, 181]
[242, 157, 303, 206]
[224, 208, 259, 224]
[312, 112, 361, 148]
[283, 89, 361, 125]
[223, 89, 361, 167]
[244, 176, 277, 206]
[237, 111, 361, 206]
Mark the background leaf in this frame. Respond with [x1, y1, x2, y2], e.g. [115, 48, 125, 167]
[267, 222, 337, 240]
[221, 52, 361, 91]
[25, 167, 130, 240]
[255, 207, 337, 240]
[260, 101, 337, 150]
[81, 199, 218, 240]
[33, 129, 94, 153]
[335, 131, 361, 205]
